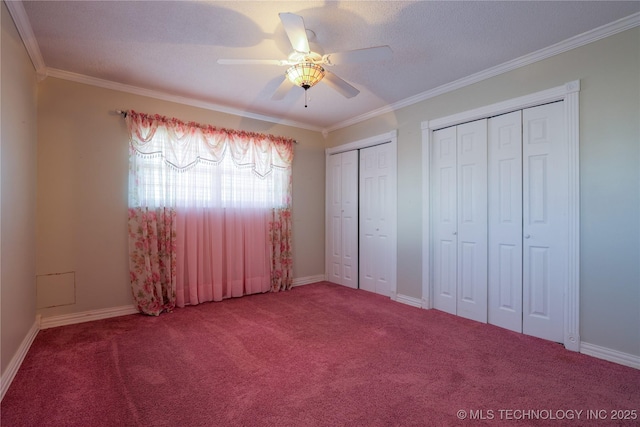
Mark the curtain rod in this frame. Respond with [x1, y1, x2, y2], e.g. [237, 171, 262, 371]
[115, 109, 298, 144]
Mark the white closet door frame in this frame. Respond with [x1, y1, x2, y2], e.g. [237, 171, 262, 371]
[326, 130, 398, 300]
[421, 81, 580, 351]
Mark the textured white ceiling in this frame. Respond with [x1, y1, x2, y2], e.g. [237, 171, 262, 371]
[19, 1, 640, 130]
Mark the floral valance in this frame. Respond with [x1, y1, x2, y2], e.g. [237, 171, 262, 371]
[126, 110, 295, 177]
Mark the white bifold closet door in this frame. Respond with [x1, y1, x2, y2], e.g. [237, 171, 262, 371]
[433, 101, 567, 343]
[486, 102, 567, 342]
[432, 126, 457, 314]
[360, 143, 393, 297]
[488, 110, 523, 332]
[432, 119, 488, 323]
[327, 150, 359, 289]
[521, 102, 567, 342]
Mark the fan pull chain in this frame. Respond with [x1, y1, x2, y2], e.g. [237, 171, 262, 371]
[304, 89, 309, 108]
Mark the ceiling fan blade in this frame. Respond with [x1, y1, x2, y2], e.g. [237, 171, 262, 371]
[324, 45, 392, 65]
[217, 59, 285, 66]
[323, 71, 360, 99]
[279, 12, 310, 53]
[271, 75, 294, 100]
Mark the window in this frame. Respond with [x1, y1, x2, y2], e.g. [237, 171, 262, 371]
[132, 153, 290, 209]
[127, 111, 293, 210]
[126, 110, 295, 315]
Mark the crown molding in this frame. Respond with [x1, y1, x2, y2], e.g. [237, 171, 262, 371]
[326, 11, 640, 133]
[6, 0, 639, 135]
[44, 68, 323, 132]
[5, 0, 320, 130]
[4, 0, 47, 79]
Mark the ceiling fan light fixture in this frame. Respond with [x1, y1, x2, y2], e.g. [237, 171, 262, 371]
[286, 62, 325, 90]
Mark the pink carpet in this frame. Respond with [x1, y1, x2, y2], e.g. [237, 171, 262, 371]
[2, 282, 639, 426]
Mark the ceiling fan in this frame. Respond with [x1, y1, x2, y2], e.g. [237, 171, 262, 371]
[217, 12, 392, 107]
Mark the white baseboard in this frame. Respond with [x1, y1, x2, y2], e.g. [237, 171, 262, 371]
[394, 293, 423, 308]
[39, 305, 139, 330]
[580, 342, 640, 370]
[1, 317, 40, 401]
[39, 278, 326, 329]
[292, 274, 325, 287]
[36, 279, 325, 329]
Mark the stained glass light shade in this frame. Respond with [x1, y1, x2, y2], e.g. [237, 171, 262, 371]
[285, 63, 325, 90]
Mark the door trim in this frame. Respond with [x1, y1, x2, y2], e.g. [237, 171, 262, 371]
[421, 81, 580, 351]
[325, 130, 398, 300]
[326, 130, 398, 155]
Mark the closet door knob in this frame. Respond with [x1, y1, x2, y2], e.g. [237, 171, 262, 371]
[452, 231, 457, 235]
[524, 234, 531, 239]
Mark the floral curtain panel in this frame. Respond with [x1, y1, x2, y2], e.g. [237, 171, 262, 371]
[127, 111, 294, 315]
[270, 208, 293, 292]
[128, 207, 177, 315]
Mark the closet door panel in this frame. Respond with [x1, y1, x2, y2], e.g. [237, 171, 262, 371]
[327, 154, 344, 284]
[340, 150, 359, 289]
[522, 102, 566, 342]
[488, 111, 523, 332]
[327, 151, 359, 289]
[360, 143, 393, 296]
[360, 154, 376, 293]
[456, 119, 488, 323]
[432, 127, 457, 315]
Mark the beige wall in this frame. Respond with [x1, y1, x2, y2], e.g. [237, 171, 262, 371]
[5, 9, 638, 370]
[36, 78, 326, 318]
[327, 28, 640, 357]
[1, 2, 38, 376]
